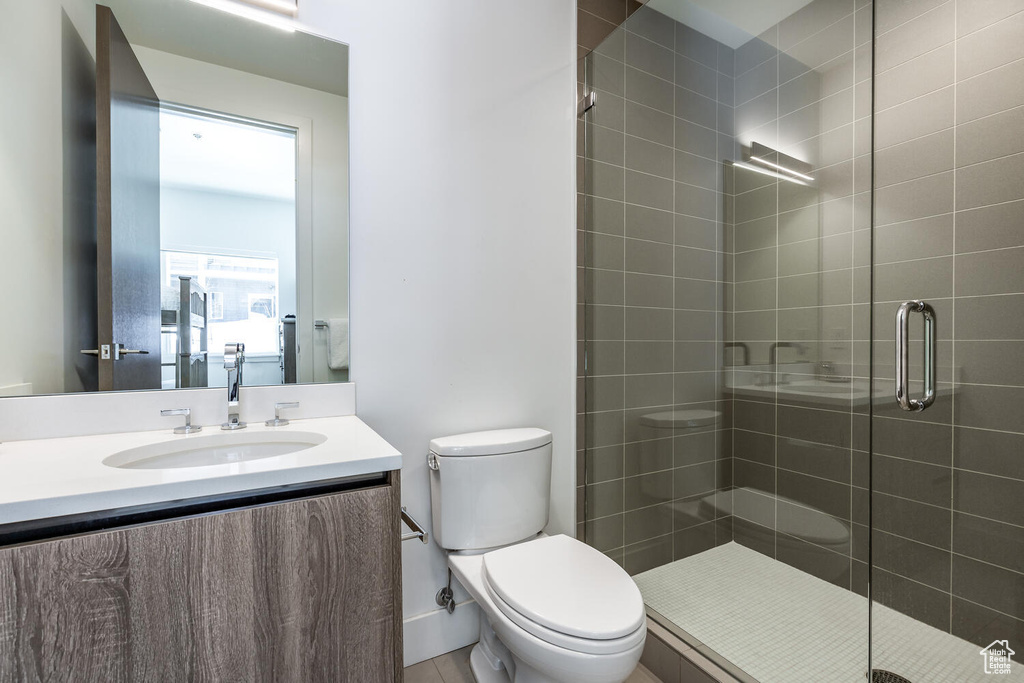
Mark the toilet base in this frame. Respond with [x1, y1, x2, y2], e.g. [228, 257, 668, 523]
[471, 618, 512, 683]
[470, 642, 508, 683]
[470, 619, 516, 683]
[470, 640, 563, 683]
[469, 618, 617, 683]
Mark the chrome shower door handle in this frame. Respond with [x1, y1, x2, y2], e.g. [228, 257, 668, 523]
[895, 300, 937, 412]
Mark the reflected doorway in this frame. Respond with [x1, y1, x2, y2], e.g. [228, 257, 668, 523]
[157, 105, 297, 389]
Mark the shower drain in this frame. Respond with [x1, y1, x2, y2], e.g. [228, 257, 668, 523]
[871, 670, 913, 683]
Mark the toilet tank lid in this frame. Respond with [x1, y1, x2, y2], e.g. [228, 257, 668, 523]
[429, 428, 552, 457]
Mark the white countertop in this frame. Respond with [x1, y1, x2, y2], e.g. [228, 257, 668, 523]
[0, 415, 401, 525]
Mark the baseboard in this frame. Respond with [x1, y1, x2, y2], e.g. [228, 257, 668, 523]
[403, 599, 481, 667]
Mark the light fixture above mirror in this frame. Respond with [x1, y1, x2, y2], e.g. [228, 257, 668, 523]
[188, 0, 298, 31]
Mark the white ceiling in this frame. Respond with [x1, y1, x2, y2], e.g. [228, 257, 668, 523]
[646, 0, 818, 48]
[159, 109, 296, 200]
[102, 0, 349, 97]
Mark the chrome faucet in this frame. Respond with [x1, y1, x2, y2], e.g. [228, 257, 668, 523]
[767, 342, 806, 386]
[768, 341, 805, 366]
[222, 342, 246, 430]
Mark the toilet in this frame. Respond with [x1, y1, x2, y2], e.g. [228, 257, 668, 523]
[428, 428, 646, 683]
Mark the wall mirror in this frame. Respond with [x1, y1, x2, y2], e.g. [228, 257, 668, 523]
[1, 0, 349, 397]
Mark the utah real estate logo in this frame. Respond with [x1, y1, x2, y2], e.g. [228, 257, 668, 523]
[980, 640, 1015, 675]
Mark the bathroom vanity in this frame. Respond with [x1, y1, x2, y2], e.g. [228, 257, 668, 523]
[0, 0, 415, 677]
[0, 416, 404, 682]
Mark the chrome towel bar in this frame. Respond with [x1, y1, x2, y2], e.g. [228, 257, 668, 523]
[401, 506, 428, 544]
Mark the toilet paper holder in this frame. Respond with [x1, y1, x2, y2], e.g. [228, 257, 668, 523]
[401, 506, 428, 544]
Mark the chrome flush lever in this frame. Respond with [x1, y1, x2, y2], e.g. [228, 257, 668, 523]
[895, 300, 937, 412]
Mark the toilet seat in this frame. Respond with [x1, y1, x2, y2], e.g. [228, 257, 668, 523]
[479, 535, 646, 656]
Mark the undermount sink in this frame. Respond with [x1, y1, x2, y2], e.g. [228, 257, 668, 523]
[103, 431, 328, 470]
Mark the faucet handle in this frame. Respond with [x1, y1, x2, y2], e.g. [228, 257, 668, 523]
[161, 408, 201, 435]
[266, 402, 300, 427]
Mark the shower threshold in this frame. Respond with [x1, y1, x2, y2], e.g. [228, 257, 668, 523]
[633, 543, 1009, 682]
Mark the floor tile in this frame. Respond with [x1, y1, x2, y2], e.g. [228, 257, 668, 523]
[627, 663, 663, 682]
[433, 644, 475, 683]
[404, 660, 444, 683]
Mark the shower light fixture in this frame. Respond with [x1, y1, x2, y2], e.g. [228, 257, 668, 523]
[188, 0, 297, 31]
[731, 161, 808, 186]
[748, 155, 814, 183]
[738, 142, 814, 185]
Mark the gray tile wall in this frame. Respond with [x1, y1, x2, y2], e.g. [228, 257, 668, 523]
[872, 0, 1024, 649]
[581, 6, 736, 575]
[724, 0, 874, 595]
[578, 0, 649, 59]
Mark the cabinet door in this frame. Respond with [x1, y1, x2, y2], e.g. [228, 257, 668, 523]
[0, 531, 132, 681]
[0, 481, 402, 682]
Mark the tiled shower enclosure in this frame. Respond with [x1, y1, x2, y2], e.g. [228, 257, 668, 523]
[578, 0, 1024, 680]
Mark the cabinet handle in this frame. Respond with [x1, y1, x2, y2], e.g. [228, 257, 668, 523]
[895, 300, 936, 412]
[401, 506, 428, 544]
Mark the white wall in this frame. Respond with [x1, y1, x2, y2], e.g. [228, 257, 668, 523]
[0, 1, 66, 395]
[295, 0, 578, 663]
[0, 0, 94, 397]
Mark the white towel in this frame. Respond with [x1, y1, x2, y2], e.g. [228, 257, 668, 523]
[327, 318, 349, 370]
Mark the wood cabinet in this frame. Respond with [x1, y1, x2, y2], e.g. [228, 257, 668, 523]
[0, 474, 403, 682]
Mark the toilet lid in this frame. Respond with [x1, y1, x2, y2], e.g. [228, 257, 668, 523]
[481, 535, 645, 640]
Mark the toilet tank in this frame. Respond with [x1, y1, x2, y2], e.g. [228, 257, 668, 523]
[429, 428, 552, 551]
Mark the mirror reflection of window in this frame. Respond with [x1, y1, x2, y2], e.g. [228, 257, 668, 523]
[161, 250, 281, 356]
[209, 292, 225, 321]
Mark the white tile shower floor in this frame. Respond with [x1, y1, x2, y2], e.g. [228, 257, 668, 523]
[633, 542, 1021, 682]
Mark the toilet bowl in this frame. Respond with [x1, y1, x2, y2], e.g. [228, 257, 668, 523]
[449, 535, 646, 683]
[428, 428, 646, 683]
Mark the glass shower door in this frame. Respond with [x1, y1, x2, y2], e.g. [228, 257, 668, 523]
[869, 0, 1024, 680]
[580, 0, 1024, 679]
[580, 0, 873, 680]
